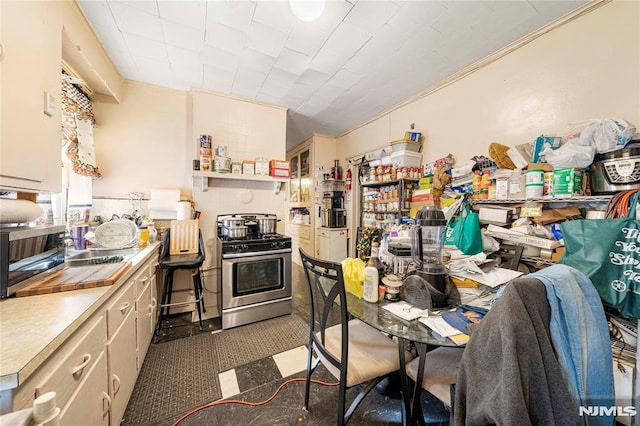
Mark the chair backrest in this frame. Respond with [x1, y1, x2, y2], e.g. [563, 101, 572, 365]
[299, 248, 349, 373]
[169, 219, 199, 255]
[159, 226, 205, 262]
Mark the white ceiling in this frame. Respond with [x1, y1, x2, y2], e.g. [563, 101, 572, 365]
[77, 0, 589, 149]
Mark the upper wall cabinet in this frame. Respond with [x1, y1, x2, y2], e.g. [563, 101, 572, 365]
[0, 1, 62, 193]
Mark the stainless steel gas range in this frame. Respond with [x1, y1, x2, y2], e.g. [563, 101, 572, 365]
[217, 214, 292, 329]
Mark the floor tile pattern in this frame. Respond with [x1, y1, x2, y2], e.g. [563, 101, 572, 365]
[122, 332, 222, 425]
[211, 314, 310, 371]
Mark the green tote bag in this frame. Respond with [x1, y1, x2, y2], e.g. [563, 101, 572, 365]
[445, 198, 483, 256]
[560, 196, 640, 318]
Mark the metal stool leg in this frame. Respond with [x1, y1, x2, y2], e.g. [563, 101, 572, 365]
[192, 269, 204, 330]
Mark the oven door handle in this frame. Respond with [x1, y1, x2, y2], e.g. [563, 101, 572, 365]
[222, 248, 291, 259]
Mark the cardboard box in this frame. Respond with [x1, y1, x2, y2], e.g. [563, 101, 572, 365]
[478, 206, 518, 225]
[486, 224, 562, 249]
[551, 247, 566, 263]
[410, 198, 441, 217]
[269, 167, 290, 178]
[242, 160, 254, 175]
[269, 159, 289, 169]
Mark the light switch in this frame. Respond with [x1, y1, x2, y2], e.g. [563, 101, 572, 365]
[43, 91, 55, 117]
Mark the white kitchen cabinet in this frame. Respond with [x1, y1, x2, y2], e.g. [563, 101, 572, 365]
[106, 281, 137, 425]
[286, 135, 337, 265]
[59, 350, 110, 426]
[0, 0, 62, 193]
[316, 228, 348, 263]
[135, 258, 158, 370]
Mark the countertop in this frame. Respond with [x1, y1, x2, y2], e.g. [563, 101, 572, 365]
[0, 243, 160, 392]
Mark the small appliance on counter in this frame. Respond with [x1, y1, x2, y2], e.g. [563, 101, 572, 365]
[591, 140, 640, 194]
[0, 224, 66, 298]
[216, 213, 292, 329]
[404, 206, 460, 309]
[321, 179, 347, 228]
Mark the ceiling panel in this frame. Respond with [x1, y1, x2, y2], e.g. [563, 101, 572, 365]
[77, 0, 591, 148]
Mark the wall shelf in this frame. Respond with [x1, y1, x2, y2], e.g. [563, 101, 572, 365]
[193, 171, 288, 192]
[472, 195, 613, 204]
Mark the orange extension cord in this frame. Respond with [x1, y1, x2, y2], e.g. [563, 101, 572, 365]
[605, 189, 639, 218]
[171, 378, 339, 425]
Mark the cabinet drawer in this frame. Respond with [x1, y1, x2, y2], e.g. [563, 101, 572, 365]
[107, 282, 135, 339]
[134, 261, 154, 299]
[299, 227, 311, 240]
[34, 315, 106, 411]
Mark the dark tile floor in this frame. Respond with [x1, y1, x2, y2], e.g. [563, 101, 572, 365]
[150, 262, 449, 425]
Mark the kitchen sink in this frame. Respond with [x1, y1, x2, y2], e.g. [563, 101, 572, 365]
[65, 247, 141, 266]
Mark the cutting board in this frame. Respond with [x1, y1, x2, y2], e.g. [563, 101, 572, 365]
[15, 262, 132, 297]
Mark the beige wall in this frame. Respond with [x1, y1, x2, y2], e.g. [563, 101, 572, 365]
[336, 0, 640, 166]
[92, 81, 190, 198]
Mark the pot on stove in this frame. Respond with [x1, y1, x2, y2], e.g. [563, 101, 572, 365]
[226, 225, 248, 239]
[221, 217, 245, 228]
[255, 218, 280, 234]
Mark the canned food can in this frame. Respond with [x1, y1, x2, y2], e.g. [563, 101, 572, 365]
[543, 171, 553, 196]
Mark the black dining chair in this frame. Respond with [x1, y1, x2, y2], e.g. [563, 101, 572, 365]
[155, 221, 206, 335]
[299, 248, 402, 425]
[405, 346, 465, 423]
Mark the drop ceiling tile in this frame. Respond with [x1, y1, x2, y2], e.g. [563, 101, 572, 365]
[329, 68, 363, 90]
[162, 19, 205, 50]
[77, 1, 116, 33]
[259, 79, 290, 98]
[124, 33, 168, 62]
[201, 45, 241, 73]
[253, 1, 296, 35]
[114, 0, 158, 16]
[167, 45, 201, 69]
[204, 22, 248, 54]
[247, 21, 288, 58]
[280, 94, 307, 110]
[296, 69, 331, 87]
[203, 65, 235, 93]
[171, 63, 204, 88]
[295, 101, 326, 117]
[307, 24, 370, 75]
[264, 68, 298, 90]
[109, 1, 164, 42]
[313, 83, 344, 103]
[239, 48, 277, 75]
[273, 48, 311, 76]
[343, 0, 401, 35]
[158, 0, 206, 31]
[389, 1, 448, 27]
[287, 82, 317, 100]
[255, 92, 287, 107]
[206, 1, 256, 34]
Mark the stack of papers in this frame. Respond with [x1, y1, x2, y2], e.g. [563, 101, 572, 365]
[382, 301, 429, 321]
[419, 316, 470, 346]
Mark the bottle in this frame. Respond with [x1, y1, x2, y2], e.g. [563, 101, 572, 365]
[472, 170, 482, 200]
[363, 257, 379, 303]
[479, 169, 490, 199]
[370, 242, 385, 282]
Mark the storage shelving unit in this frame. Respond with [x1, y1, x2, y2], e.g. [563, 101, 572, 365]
[360, 178, 419, 232]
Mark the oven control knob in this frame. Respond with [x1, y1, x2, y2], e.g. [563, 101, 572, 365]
[271, 241, 285, 249]
[232, 244, 249, 252]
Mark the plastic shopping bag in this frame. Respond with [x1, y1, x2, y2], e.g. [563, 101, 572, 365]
[575, 118, 636, 154]
[341, 257, 366, 298]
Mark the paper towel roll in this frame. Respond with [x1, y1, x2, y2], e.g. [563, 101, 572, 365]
[177, 201, 192, 220]
[0, 199, 43, 224]
[148, 189, 180, 219]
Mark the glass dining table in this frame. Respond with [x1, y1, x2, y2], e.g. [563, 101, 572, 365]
[345, 291, 462, 426]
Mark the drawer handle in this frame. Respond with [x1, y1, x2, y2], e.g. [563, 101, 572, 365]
[101, 391, 111, 416]
[119, 302, 131, 314]
[150, 297, 157, 309]
[112, 374, 121, 395]
[71, 353, 92, 376]
[140, 276, 149, 283]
